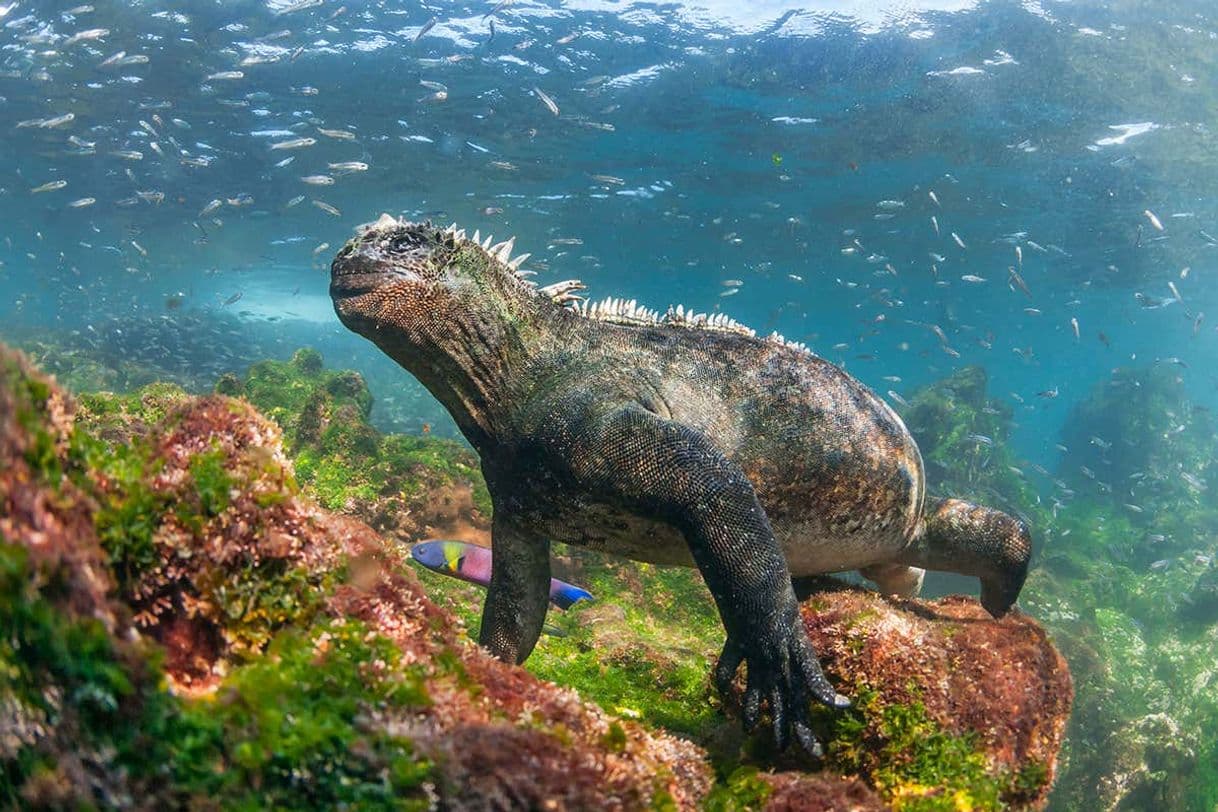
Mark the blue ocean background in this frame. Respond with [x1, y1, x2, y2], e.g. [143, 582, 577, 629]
[2, 0, 1217, 806]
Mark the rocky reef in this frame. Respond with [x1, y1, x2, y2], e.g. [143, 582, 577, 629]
[1, 343, 1072, 810]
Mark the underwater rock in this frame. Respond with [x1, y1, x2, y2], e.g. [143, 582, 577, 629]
[1182, 566, 1218, 625]
[222, 347, 491, 545]
[1094, 712, 1198, 812]
[790, 581, 1072, 809]
[0, 346, 175, 808]
[1058, 365, 1216, 523]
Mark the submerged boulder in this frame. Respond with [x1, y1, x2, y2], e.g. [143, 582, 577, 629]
[797, 584, 1071, 809]
[0, 342, 1073, 810]
[219, 347, 491, 545]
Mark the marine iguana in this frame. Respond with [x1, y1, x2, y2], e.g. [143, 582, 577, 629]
[330, 214, 1032, 754]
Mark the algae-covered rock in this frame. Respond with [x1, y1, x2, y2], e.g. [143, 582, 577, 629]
[222, 347, 491, 544]
[0, 347, 179, 809]
[795, 583, 1070, 810]
[1057, 365, 1217, 540]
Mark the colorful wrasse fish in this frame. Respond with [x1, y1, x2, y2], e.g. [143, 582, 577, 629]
[411, 540, 593, 609]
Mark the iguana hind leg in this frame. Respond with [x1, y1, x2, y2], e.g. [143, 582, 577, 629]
[897, 497, 1031, 617]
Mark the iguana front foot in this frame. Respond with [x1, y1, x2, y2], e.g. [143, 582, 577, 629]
[714, 597, 850, 756]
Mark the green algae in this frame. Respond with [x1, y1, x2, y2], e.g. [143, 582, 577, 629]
[811, 685, 1029, 811]
[900, 365, 1038, 515]
[171, 621, 434, 810]
[1, 537, 435, 809]
[69, 430, 167, 591]
[0, 540, 176, 807]
[223, 348, 490, 518]
[701, 766, 774, 811]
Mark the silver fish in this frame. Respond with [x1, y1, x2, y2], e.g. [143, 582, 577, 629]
[270, 137, 316, 150]
[533, 86, 560, 116]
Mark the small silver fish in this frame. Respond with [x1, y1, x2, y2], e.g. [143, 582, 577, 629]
[318, 127, 356, 140]
[533, 86, 560, 116]
[413, 17, 437, 43]
[1070, 317, 1080, 340]
[312, 199, 342, 217]
[64, 27, 109, 46]
[960, 274, 986, 283]
[951, 232, 967, 249]
[30, 180, 68, 193]
[300, 175, 335, 185]
[270, 137, 316, 150]
[205, 70, 244, 81]
[1144, 209, 1164, 231]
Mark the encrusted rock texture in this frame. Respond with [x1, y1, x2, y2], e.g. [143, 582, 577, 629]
[805, 584, 1073, 808]
[0, 342, 1073, 810]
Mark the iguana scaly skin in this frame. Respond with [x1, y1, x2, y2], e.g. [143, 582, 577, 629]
[330, 214, 1032, 754]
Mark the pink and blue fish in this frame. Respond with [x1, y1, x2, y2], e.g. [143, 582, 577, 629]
[411, 539, 593, 610]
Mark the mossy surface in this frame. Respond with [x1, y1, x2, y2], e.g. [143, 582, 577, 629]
[0, 540, 176, 807]
[812, 685, 1020, 811]
[225, 348, 491, 528]
[170, 621, 435, 810]
[2, 537, 435, 810]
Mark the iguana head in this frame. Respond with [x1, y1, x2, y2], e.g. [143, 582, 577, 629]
[330, 214, 544, 446]
[330, 214, 535, 339]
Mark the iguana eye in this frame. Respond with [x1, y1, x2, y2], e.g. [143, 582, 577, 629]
[388, 232, 422, 252]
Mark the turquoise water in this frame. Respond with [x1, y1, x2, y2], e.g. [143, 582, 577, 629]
[3, 1, 1217, 807]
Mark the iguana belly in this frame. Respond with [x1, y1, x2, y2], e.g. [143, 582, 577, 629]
[533, 498, 917, 575]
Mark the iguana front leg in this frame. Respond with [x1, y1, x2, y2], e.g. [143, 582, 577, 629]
[563, 402, 849, 753]
[479, 514, 551, 664]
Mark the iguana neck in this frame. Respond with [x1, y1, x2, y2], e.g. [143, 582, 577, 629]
[377, 285, 567, 451]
